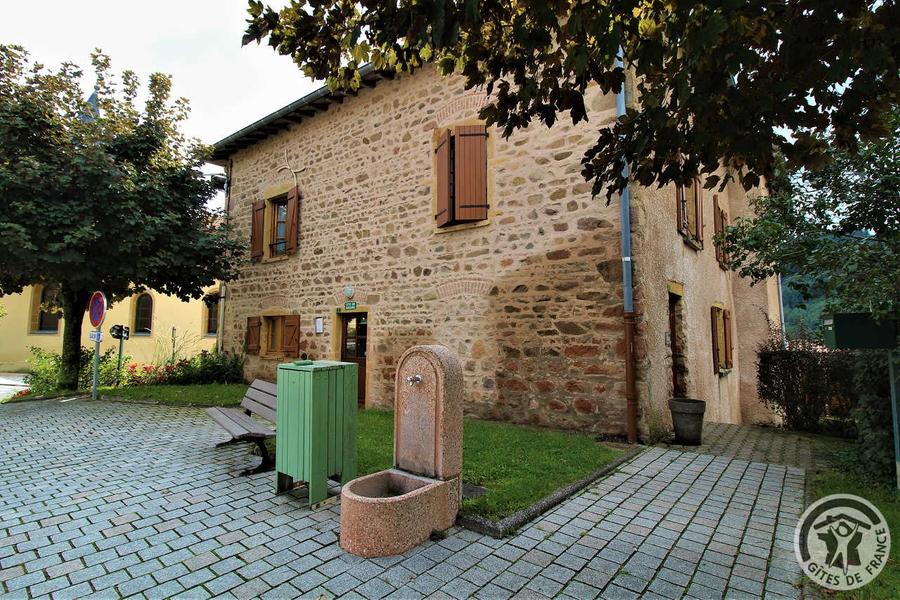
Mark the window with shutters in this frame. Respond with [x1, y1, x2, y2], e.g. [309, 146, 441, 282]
[710, 305, 733, 375]
[433, 123, 490, 229]
[134, 293, 153, 335]
[712, 195, 729, 269]
[246, 316, 261, 355]
[676, 178, 703, 249]
[30, 284, 61, 334]
[250, 185, 300, 261]
[254, 314, 301, 358]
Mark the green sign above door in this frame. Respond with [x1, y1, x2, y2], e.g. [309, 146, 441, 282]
[344, 301, 358, 310]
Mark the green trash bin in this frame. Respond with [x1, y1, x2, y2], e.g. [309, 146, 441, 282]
[275, 360, 358, 507]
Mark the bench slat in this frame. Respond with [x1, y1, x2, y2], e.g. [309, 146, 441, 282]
[225, 410, 274, 437]
[207, 407, 250, 438]
[241, 397, 276, 424]
[244, 386, 277, 411]
[207, 407, 273, 439]
[251, 379, 277, 397]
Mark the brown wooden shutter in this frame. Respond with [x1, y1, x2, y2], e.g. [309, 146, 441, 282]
[720, 209, 729, 265]
[713, 195, 723, 263]
[723, 309, 733, 369]
[454, 124, 489, 222]
[676, 186, 686, 235]
[694, 180, 703, 247]
[710, 307, 720, 374]
[282, 314, 301, 357]
[250, 201, 265, 262]
[284, 186, 300, 255]
[434, 129, 452, 227]
[246, 316, 261, 355]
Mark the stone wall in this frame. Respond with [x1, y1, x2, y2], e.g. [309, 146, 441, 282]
[222, 66, 630, 433]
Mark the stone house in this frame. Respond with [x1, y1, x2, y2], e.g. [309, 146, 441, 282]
[211, 64, 781, 438]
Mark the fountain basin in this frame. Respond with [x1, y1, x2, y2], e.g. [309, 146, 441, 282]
[339, 468, 460, 557]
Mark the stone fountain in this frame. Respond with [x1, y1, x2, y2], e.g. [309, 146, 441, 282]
[339, 345, 463, 557]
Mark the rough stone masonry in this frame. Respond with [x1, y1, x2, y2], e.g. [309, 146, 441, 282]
[215, 64, 780, 436]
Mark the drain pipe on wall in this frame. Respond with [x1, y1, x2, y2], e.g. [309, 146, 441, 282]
[615, 49, 639, 444]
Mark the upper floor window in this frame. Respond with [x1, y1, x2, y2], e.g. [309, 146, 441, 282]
[676, 178, 703, 249]
[250, 186, 299, 261]
[31, 284, 60, 333]
[134, 293, 153, 335]
[271, 197, 288, 256]
[434, 124, 489, 228]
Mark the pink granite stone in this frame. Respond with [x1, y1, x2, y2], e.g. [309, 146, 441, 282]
[340, 345, 464, 557]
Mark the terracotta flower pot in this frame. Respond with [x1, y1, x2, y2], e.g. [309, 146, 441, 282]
[668, 397, 706, 445]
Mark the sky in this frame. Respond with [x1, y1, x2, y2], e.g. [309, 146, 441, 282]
[0, 1, 319, 181]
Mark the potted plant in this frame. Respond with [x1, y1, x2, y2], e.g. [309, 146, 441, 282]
[668, 398, 706, 445]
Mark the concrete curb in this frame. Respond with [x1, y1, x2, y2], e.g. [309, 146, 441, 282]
[0, 391, 85, 404]
[457, 445, 647, 538]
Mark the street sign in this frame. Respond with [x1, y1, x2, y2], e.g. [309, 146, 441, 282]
[88, 330, 103, 343]
[88, 291, 107, 328]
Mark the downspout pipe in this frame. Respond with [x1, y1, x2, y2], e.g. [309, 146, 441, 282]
[615, 49, 639, 444]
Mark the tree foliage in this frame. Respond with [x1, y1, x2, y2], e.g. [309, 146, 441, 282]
[0, 46, 245, 388]
[242, 0, 898, 198]
[723, 107, 900, 318]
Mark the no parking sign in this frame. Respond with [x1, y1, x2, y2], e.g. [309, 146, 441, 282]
[88, 291, 107, 328]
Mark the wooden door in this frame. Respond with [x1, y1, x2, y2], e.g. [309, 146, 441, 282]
[340, 313, 367, 406]
[668, 293, 684, 397]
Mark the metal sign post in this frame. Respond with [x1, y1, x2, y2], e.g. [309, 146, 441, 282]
[88, 292, 107, 401]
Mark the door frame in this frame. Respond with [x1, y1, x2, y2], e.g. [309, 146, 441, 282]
[331, 306, 370, 408]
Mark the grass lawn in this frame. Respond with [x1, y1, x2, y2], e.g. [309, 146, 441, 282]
[100, 383, 246, 407]
[811, 469, 899, 599]
[95, 385, 624, 521]
[356, 409, 623, 521]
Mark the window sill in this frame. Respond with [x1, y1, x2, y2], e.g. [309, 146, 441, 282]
[262, 254, 290, 264]
[203, 333, 218, 338]
[132, 333, 152, 337]
[260, 353, 286, 361]
[435, 219, 491, 234]
[28, 330, 59, 335]
[681, 234, 703, 251]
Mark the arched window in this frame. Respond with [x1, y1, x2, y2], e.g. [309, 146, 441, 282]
[35, 285, 60, 332]
[134, 294, 153, 334]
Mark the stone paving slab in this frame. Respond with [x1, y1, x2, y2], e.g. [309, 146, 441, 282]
[0, 399, 805, 599]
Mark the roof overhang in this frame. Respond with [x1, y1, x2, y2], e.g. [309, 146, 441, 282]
[210, 64, 394, 164]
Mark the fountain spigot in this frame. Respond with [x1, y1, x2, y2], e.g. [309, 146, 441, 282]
[405, 374, 422, 385]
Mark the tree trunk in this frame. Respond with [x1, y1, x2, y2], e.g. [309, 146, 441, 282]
[59, 287, 91, 391]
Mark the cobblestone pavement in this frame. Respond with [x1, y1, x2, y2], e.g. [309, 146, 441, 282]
[660, 422, 848, 471]
[1, 399, 805, 599]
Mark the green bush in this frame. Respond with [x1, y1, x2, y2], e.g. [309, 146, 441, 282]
[756, 330, 856, 432]
[25, 346, 127, 394]
[850, 352, 895, 482]
[123, 350, 244, 386]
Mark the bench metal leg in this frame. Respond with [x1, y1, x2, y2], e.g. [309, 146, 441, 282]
[241, 439, 274, 476]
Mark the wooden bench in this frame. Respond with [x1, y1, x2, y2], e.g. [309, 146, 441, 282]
[206, 379, 276, 475]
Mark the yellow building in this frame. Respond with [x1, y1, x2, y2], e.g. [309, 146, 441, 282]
[0, 285, 221, 372]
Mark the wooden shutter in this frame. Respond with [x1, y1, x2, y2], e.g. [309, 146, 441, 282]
[676, 185, 686, 235]
[723, 309, 733, 369]
[250, 200, 265, 262]
[454, 124, 489, 222]
[710, 307, 720, 374]
[282, 314, 301, 357]
[713, 195, 723, 263]
[720, 209, 729, 265]
[434, 129, 452, 227]
[693, 180, 703, 246]
[246, 316, 261, 355]
[284, 186, 300, 255]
